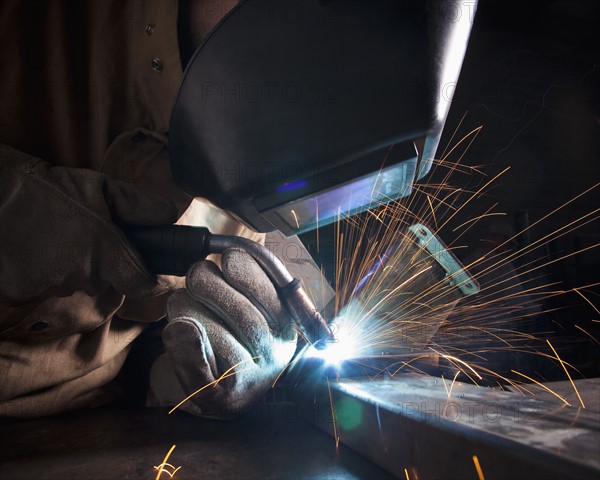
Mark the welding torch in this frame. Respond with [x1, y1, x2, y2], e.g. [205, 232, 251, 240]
[125, 225, 334, 349]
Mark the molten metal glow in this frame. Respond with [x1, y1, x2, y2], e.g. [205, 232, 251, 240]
[306, 318, 360, 366]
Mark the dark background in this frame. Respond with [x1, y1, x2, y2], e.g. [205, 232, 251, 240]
[302, 0, 600, 377]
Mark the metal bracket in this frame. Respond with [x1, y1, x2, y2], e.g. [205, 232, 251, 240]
[408, 223, 479, 296]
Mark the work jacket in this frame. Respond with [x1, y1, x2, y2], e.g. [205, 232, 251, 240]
[0, 0, 258, 417]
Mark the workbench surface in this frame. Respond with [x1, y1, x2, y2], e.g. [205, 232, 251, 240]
[0, 405, 394, 480]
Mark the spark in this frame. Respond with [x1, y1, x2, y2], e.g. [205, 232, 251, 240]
[291, 209, 300, 229]
[510, 370, 571, 406]
[470, 188, 599, 282]
[472, 455, 485, 480]
[474, 364, 535, 395]
[426, 195, 438, 230]
[327, 377, 340, 450]
[452, 210, 506, 232]
[546, 340, 585, 409]
[439, 125, 483, 163]
[154, 444, 181, 480]
[439, 110, 469, 160]
[433, 350, 482, 380]
[447, 370, 461, 398]
[573, 286, 600, 315]
[412, 185, 460, 211]
[272, 355, 305, 388]
[390, 354, 440, 376]
[441, 374, 449, 396]
[361, 266, 434, 324]
[504, 244, 598, 289]
[168, 356, 261, 414]
[574, 325, 600, 347]
[442, 126, 483, 167]
[306, 117, 598, 417]
[436, 166, 512, 233]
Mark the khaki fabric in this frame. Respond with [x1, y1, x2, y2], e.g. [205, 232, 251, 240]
[0, 0, 181, 170]
[0, 0, 260, 417]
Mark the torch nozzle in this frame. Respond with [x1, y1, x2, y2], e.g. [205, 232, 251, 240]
[278, 278, 335, 349]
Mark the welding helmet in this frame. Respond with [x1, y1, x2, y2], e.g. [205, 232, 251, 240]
[170, 0, 477, 235]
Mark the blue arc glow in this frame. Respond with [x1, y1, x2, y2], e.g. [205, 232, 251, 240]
[305, 322, 359, 366]
[276, 179, 308, 192]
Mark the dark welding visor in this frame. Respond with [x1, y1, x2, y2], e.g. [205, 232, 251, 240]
[170, 0, 477, 234]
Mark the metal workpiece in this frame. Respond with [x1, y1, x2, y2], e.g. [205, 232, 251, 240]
[292, 375, 600, 479]
[407, 224, 479, 296]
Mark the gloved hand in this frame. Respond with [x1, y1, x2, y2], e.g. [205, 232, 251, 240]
[162, 248, 298, 417]
[0, 145, 178, 305]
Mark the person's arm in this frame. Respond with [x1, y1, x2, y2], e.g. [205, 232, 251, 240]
[0, 143, 178, 306]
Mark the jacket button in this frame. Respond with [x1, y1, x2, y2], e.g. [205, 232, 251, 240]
[151, 57, 164, 72]
[145, 23, 155, 36]
[30, 321, 49, 331]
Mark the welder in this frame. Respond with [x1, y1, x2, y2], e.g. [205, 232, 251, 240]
[0, 0, 475, 417]
[0, 0, 271, 418]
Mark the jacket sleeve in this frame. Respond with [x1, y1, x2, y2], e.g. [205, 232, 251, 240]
[0, 289, 149, 417]
[0, 143, 178, 306]
[0, 143, 180, 417]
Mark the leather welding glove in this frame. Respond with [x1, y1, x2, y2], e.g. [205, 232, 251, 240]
[160, 248, 298, 417]
[0, 144, 178, 306]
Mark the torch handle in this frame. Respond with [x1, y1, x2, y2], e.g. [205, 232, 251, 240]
[124, 225, 211, 276]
